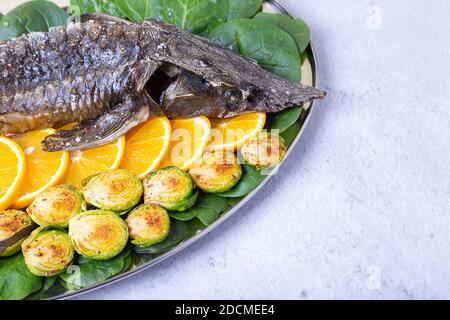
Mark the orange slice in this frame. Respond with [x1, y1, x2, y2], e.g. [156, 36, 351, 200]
[57, 124, 126, 188]
[208, 113, 266, 151]
[0, 137, 26, 210]
[11, 129, 70, 209]
[121, 117, 172, 179]
[160, 116, 211, 170]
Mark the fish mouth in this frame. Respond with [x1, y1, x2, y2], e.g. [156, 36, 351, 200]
[146, 63, 180, 105]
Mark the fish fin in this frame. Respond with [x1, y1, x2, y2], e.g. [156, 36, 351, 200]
[136, 59, 162, 92]
[42, 94, 160, 152]
[68, 13, 131, 25]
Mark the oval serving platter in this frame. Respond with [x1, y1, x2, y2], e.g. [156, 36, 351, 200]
[36, 0, 320, 300]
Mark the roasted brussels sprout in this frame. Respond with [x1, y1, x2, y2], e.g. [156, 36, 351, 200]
[27, 185, 85, 228]
[189, 151, 242, 193]
[68, 210, 129, 260]
[126, 204, 170, 247]
[21, 227, 74, 276]
[143, 167, 197, 212]
[82, 169, 143, 212]
[241, 132, 286, 168]
[0, 210, 34, 257]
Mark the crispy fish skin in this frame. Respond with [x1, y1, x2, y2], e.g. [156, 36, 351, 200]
[0, 20, 148, 134]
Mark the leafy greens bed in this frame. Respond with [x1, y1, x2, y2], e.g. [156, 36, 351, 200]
[0, 0, 312, 300]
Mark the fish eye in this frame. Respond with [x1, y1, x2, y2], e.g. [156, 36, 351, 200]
[225, 89, 242, 107]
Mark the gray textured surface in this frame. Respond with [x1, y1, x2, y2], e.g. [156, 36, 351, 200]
[3, 0, 447, 300]
[74, 0, 449, 300]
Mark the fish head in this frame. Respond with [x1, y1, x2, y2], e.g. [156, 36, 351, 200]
[160, 68, 326, 119]
[145, 19, 326, 119]
[160, 70, 268, 118]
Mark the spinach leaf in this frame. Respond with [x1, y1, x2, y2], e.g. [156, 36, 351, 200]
[187, 194, 228, 226]
[226, 196, 245, 206]
[170, 194, 228, 225]
[268, 106, 303, 133]
[227, 0, 263, 20]
[281, 121, 301, 148]
[170, 210, 197, 221]
[0, 254, 43, 300]
[254, 12, 310, 54]
[115, 0, 228, 34]
[135, 219, 198, 253]
[0, 0, 69, 41]
[219, 165, 264, 197]
[59, 248, 131, 289]
[209, 19, 301, 81]
[25, 276, 57, 300]
[150, 0, 228, 34]
[70, 0, 124, 17]
[115, 0, 152, 23]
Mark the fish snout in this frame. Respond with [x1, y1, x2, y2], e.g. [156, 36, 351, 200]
[252, 81, 326, 113]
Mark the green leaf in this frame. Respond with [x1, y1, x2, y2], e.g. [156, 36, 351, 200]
[25, 276, 57, 300]
[116, 0, 228, 34]
[269, 106, 303, 133]
[226, 196, 245, 206]
[134, 217, 206, 254]
[280, 122, 302, 148]
[227, 0, 263, 20]
[218, 165, 264, 197]
[134, 219, 190, 254]
[115, 0, 152, 22]
[70, 0, 125, 17]
[254, 12, 310, 54]
[0, 0, 69, 41]
[188, 194, 228, 226]
[59, 248, 131, 289]
[0, 254, 43, 300]
[170, 194, 228, 225]
[170, 210, 197, 221]
[209, 19, 301, 81]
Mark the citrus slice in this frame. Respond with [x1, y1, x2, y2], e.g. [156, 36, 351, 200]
[57, 124, 126, 188]
[11, 129, 70, 209]
[0, 137, 26, 210]
[208, 112, 266, 151]
[160, 116, 211, 171]
[121, 117, 171, 179]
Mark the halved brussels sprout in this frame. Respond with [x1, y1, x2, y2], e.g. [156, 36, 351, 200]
[82, 169, 143, 212]
[27, 185, 85, 228]
[21, 227, 74, 276]
[143, 167, 196, 212]
[126, 204, 171, 247]
[68, 210, 129, 260]
[0, 210, 34, 257]
[241, 132, 286, 168]
[189, 151, 242, 193]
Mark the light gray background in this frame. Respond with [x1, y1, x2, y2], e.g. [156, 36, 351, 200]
[3, 0, 448, 299]
[80, 0, 449, 300]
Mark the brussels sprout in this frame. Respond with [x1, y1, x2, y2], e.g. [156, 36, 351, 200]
[126, 204, 171, 247]
[189, 152, 242, 193]
[143, 167, 197, 212]
[241, 132, 286, 168]
[0, 210, 34, 257]
[21, 227, 74, 276]
[82, 169, 143, 212]
[68, 210, 129, 260]
[27, 185, 85, 228]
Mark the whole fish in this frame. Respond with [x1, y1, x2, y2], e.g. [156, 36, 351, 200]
[0, 14, 325, 152]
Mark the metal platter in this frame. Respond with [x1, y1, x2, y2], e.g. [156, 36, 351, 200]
[50, 0, 320, 300]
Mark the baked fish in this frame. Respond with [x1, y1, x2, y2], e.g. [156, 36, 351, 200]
[0, 14, 325, 152]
